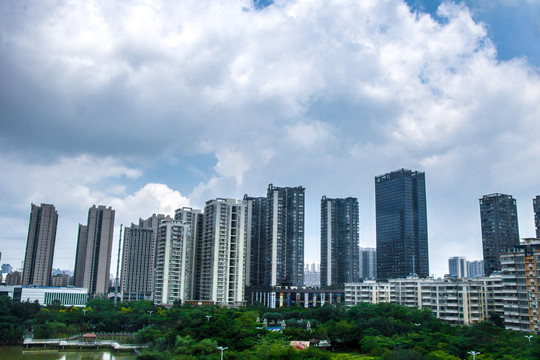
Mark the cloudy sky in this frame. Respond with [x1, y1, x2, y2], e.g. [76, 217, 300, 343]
[1, 0, 539, 279]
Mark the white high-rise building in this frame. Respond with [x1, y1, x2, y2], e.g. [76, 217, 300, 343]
[199, 198, 247, 306]
[153, 218, 196, 306]
[467, 260, 485, 278]
[74, 205, 115, 296]
[448, 256, 467, 278]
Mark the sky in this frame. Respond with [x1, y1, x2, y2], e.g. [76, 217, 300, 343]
[1, 0, 539, 279]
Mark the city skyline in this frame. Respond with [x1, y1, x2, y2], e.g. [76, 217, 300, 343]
[1, 1, 540, 279]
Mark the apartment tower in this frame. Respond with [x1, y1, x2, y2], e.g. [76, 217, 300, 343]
[534, 195, 540, 238]
[121, 214, 171, 301]
[479, 193, 519, 276]
[22, 203, 58, 286]
[198, 199, 247, 306]
[74, 205, 115, 296]
[375, 169, 429, 280]
[320, 196, 360, 287]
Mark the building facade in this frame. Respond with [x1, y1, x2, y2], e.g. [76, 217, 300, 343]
[467, 260, 485, 278]
[121, 214, 172, 301]
[359, 247, 377, 280]
[448, 256, 467, 278]
[153, 218, 196, 306]
[74, 205, 115, 297]
[534, 196, 540, 238]
[266, 185, 305, 287]
[375, 169, 429, 280]
[245, 185, 305, 288]
[345, 275, 503, 326]
[22, 203, 58, 286]
[198, 199, 247, 306]
[480, 193, 520, 276]
[0, 286, 87, 307]
[500, 238, 540, 332]
[320, 197, 360, 287]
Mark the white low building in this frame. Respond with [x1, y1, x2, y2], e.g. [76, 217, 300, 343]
[0, 286, 88, 307]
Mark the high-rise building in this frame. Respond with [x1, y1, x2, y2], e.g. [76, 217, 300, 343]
[198, 198, 247, 306]
[375, 169, 429, 280]
[74, 205, 115, 296]
[320, 196, 359, 287]
[121, 214, 171, 301]
[153, 215, 199, 306]
[359, 247, 377, 280]
[480, 193, 519, 276]
[243, 196, 267, 287]
[22, 203, 58, 286]
[245, 185, 305, 288]
[265, 184, 305, 287]
[467, 260, 484, 278]
[534, 196, 540, 238]
[448, 256, 467, 278]
[174, 208, 203, 300]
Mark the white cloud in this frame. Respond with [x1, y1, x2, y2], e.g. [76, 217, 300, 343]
[1, 0, 540, 278]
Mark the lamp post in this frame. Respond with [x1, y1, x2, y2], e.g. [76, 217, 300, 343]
[468, 350, 480, 360]
[217, 346, 228, 360]
[148, 310, 153, 316]
[525, 335, 533, 346]
[206, 315, 212, 322]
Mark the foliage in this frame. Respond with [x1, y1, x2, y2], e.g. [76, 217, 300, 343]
[1, 294, 539, 359]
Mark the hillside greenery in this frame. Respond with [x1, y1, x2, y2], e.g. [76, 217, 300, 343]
[0, 295, 539, 359]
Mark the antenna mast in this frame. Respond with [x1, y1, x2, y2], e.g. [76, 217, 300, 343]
[114, 224, 123, 307]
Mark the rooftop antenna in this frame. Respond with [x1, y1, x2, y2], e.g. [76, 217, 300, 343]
[114, 224, 123, 307]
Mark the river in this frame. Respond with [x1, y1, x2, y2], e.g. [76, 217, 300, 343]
[0, 347, 138, 360]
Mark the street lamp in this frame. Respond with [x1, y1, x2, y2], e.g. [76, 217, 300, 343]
[468, 350, 480, 360]
[206, 315, 212, 322]
[148, 310, 153, 316]
[217, 346, 228, 360]
[525, 335, 533, 346]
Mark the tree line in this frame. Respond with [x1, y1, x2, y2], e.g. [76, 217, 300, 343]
[0, 295, 538, 359]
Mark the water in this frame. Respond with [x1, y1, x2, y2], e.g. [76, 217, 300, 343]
[0, 347, 138, 360]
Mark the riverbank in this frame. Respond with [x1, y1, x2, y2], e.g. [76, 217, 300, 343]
[23, 338, 147, 353]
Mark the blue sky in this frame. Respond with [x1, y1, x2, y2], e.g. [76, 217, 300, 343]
[1, 0, 539, 278]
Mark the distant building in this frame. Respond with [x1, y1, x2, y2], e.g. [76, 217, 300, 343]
[121, 214, 172, 301]
[0, 286, 87, 307]
[359, 248, 377, 280]
[320, 196, 360, 287]
[467, 260, 485, 278]
[480, 194, 519, 276]
[534, 196, 540, 238]
[448, 256, 467, 278]
[5, 271, 21, 286]
[375, 169, 429, 280]
[51, 273, 70, 287]
[1, 264, 13, 274]
[304, 263, 320, 288]
[74, 205, 115, 297]
[22, 203, 58, 287]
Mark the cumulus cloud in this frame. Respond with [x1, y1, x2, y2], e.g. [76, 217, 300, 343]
[1, 0, 540, 277]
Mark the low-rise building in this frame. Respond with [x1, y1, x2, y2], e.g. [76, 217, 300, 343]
[0, 286, 88, 307]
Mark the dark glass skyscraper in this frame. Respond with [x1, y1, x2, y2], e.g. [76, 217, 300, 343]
[480, 193, 519, 276]
[320, 196, 359, 287]
[534, 195, 540, 238]
[245, 184, 305, 287]
[375, 169, 429, 280]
